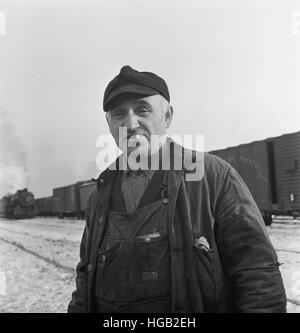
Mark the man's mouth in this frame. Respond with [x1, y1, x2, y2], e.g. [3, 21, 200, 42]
[127, 133, 148, 140]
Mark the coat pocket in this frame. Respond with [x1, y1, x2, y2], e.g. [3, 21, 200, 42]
[193, 246, 217, 312]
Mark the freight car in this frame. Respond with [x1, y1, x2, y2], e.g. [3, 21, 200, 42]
[1, 189, 36, 219]
[209, 131, 300, 225]
[36, 196, 54, 216]
[52, 183, 80, 218]
[49, 180, 96, 218]
[78, 181, 97, 218]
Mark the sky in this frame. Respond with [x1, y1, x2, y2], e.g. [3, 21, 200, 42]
[0, 0, 299, 198]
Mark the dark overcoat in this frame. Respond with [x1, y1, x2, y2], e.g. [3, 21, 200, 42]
[68, 140, 286, 313]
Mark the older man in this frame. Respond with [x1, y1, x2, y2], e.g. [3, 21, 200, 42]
[68, 65, 286, 313]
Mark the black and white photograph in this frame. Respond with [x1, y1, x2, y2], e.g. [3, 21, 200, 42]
[0, 0, 300, 315]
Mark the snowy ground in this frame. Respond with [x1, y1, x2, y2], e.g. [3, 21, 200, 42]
[0, 216, 299, 313]
[266, 219, 300, 313]
[0, 217, 84, 313]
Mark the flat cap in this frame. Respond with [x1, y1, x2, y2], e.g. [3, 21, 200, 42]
[103, 65, 170, 111]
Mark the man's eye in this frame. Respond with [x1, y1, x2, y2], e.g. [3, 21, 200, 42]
[137, 108, 150, 114]
[113, 112, 123, 118]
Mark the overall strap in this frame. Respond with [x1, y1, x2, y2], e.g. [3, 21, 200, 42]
[137, 170, 167, 209]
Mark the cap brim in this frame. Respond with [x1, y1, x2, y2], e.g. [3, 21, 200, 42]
[104, 83, 159, 111]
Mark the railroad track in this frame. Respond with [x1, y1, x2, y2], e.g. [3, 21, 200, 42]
[0, 225, 80, 246]
[0, 225, 78, 274]
[0, 236, 75, 273]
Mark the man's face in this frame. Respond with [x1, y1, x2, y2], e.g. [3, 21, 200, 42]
[106, 94, 173, 156]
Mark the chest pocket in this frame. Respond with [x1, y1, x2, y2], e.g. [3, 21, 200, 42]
[129, 234, 171, 300]
[95, 234, 171, 303]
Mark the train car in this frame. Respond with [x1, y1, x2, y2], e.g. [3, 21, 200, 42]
[35, 198, 43, 215]
[36, 196, 54, 216]
[273, 132, 300, 216]
[210, 139, 274, 224]
[209, 131, 300, 225]
[52, 185, 76, 218]
[78, 181, 97, 218]
[52, 181, 86, 218]
[64, 184, 79, 218]
[52, 186, 65, 217]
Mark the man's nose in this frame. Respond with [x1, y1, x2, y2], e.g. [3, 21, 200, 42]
[124, 110, 139, 131]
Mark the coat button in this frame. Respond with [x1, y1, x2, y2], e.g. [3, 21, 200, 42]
[87, 264, 93, 272]
[99, 216, 104, 225]
[162, 198, 168, 204]
[100, 179, 104, 184]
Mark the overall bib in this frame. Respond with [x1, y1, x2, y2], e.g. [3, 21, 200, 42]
[95, 170, 171, 313]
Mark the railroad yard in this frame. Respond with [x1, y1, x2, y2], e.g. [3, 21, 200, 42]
[0, 216, 300, 313]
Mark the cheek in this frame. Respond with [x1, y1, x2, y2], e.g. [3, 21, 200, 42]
[146, 121, 164, 136]
[155, 114, 167, 130]
[108, 123, 119, 140]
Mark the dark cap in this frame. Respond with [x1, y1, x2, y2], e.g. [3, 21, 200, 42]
[103, 65, 170, 111]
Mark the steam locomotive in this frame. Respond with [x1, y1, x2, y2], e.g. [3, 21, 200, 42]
[0, 188, 36, 219]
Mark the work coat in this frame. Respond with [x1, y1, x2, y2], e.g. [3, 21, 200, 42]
[68, 140, 286, 313]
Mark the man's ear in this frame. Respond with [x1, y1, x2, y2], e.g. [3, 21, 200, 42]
[105, 112, 109, 125]
[165, 105, 174, 128]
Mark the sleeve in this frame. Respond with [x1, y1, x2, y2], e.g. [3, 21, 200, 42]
[215, 165, 287, 313]
[67, 196, 92, 313]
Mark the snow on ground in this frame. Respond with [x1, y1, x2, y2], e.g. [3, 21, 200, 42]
[0, 217, 84, 313]
[267, 220, 300, 313]
[0, 217, 299, 313]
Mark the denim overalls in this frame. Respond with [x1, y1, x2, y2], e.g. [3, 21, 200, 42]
[95, 170, 171, 313]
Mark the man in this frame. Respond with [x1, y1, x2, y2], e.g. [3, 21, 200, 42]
[68, 65, 286, 313]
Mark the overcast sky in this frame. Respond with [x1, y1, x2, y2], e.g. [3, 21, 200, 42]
[0, 0, 299, 197]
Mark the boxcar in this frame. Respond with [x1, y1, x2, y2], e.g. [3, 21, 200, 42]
[52, 181, 87, 218]
[64, 184, 79, 217]
[35, 198, 43, 215]
[209, 131, 300, 225]
[36, 196, 54, 216]
[273, 132, 300, 216]
[79, 181, 97, 218]
[52, 184, 80, 218]
[52, 186, 65, 217]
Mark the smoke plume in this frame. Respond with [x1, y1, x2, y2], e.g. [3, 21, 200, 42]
[0, 109, 29, 197]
